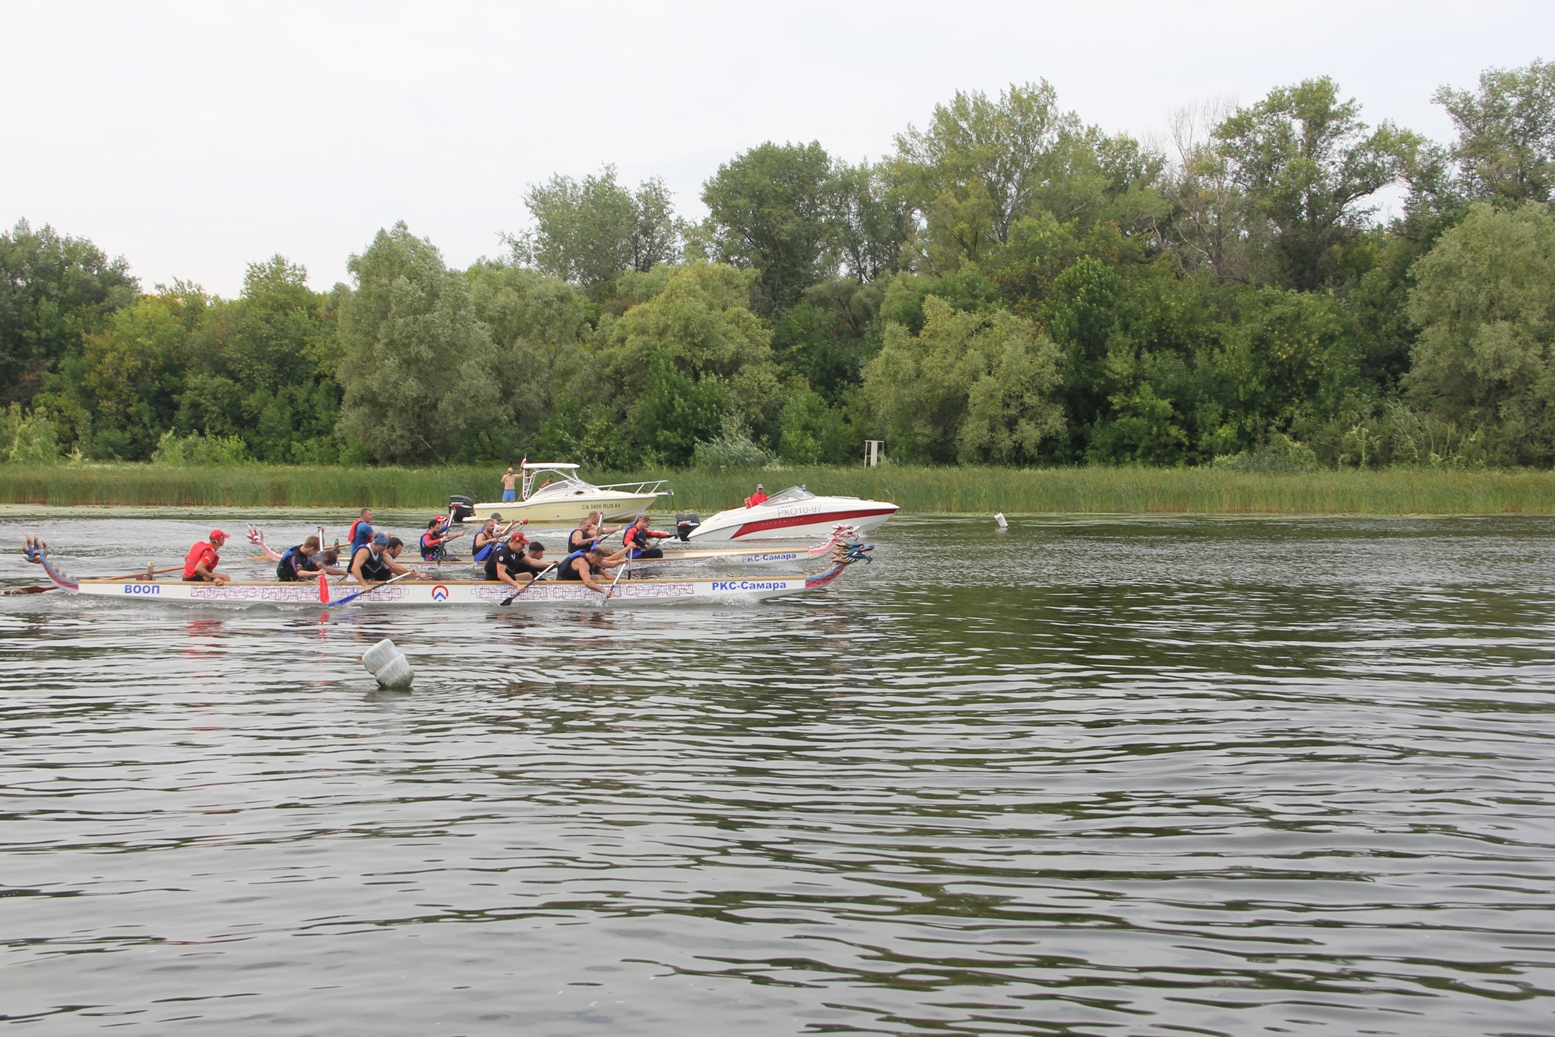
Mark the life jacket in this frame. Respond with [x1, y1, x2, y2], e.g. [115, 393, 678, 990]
[347, 519, 373, 553]
[472, 527, 498, 561]
[473, 540, 497, 562]
[419, 531, 442, 560]
[276, 546, 319, 581]
[183, 541, 219, 580]
[557, 549, 592, 581]
[352, 545, 392, 582]
[568, 526, 598, 553]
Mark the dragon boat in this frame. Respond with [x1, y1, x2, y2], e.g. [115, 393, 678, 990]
[20, 536, 873, 607]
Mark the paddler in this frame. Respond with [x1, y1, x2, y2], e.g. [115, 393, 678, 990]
[608, 514, 671, 562]
[557, 545, 616, 593]
[347, 508, 375, 555]
[484, 529, 541, 589]
[567, 512, 622, 554]
[349, 532, 423, 584]
[471, 514, 504, 563]
[419, 515, 463, 561]
[276, 536, 348, 582]
[183, 529, 231, 584]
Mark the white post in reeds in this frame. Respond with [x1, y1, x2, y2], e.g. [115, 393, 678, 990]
[864, 440, 884, 467]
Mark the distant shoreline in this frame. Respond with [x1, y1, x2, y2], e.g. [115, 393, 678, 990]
[3, 464, 1555, 516]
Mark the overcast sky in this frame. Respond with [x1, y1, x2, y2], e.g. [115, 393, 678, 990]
[5, 1, 1551, 297]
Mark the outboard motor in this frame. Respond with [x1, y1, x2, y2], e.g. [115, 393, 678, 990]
[449, 495, 475, 524]
[675, 513, 700, 541]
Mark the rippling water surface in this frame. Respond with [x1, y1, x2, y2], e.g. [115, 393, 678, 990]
[4, 513, 1555, 1036]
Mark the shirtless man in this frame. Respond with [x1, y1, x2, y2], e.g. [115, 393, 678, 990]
[500, 467, 519, 503]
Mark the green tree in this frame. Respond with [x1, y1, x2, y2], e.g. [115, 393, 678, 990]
[602, 262, 781, 441]
[0, 220, 138, 406]
[1435, 60, 1555, 204]
[1216, 77, 1416, 290]
[1407, 201, 1555, 463]
[827, 160, 911, 281]
[336, 223, 503, 463]
[864, 295, 1064, 463]
[517, 166, 681, 297]
[895, 81, 1080, 268]
[702, 141, 835, 313]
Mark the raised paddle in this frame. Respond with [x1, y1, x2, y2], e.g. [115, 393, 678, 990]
[501, 561, 558, 605]
[333, 570, 415, 607]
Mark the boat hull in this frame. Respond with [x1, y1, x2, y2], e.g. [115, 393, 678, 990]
[687, 501, 898, 542]
[68, 574, 819, 606]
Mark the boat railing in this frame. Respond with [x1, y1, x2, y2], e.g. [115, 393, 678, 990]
[592, 479, 673, 497]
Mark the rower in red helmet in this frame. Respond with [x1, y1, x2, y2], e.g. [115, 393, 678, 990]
[183, 529, 232, 584]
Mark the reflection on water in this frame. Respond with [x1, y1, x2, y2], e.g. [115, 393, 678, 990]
[3, 514, 1555, 1035]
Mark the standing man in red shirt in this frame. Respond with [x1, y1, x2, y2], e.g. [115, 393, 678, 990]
[183, 529, 232, 584]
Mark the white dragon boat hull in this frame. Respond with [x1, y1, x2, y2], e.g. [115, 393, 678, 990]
[22, 536, 870, 607]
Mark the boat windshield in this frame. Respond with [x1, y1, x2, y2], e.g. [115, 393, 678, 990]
[526, 473, 598, 499]
[765, 486, 814, 505]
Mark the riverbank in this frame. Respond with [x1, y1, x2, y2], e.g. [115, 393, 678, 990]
[2, 463, 1555, 515]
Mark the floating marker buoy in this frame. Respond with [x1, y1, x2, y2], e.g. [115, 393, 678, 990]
[362, 638, 414, 689]
[995, 513, 1008, 528]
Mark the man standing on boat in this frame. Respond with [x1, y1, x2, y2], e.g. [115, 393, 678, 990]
[745, 483, 768, 508]
[183, 529, 231, 584]
[500, 467, 518, 503]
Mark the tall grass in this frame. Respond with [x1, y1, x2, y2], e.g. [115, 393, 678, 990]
[3, 462, 1555, 514]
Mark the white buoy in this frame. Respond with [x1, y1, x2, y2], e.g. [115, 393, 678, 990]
[995, 513, 1008, 528]
[362, 638, 414, 690]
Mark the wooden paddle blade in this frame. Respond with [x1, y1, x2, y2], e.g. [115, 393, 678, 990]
[3, 585, 53, 595]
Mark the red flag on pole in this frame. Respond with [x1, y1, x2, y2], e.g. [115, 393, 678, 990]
[317, 526, 330, 604]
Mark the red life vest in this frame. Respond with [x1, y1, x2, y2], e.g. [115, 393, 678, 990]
[183, 541, 219, 580]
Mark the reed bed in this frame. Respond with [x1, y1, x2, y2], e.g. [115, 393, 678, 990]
[3, 463, 1555, 515]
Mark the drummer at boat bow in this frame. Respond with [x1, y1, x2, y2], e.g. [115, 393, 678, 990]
[183, 529, 231, 584]
[350, 532, 424, 584]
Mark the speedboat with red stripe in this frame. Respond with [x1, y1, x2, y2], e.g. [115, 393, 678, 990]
[682, 485, 897, 542]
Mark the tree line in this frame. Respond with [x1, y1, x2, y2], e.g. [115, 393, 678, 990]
[4, 62, 1555, 470]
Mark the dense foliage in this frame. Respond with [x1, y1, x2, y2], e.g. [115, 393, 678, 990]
[5, 62, 1555, 469]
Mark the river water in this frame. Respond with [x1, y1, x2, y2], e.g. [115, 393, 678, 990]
[3, 513, 1554, 1036]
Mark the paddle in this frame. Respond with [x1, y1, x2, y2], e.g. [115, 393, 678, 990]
[598, 558, 628, 603]
[501, 561, 558, 606]
[333, 570, 414, 606]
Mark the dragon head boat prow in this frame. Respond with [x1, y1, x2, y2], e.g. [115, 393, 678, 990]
[21, 536, 79, 591]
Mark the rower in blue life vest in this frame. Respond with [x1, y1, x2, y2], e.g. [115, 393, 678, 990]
[276, 536, 348, 582]
[567, 512, 623, 554]
[471, 514, 506, 563]
[349, 532, 424, 585]
[557, 545, 616, 594]
[346, 508, 375, 555]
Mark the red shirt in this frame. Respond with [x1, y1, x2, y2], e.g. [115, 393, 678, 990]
[183, 541, 220, 579]
[745, 491, 768, 508]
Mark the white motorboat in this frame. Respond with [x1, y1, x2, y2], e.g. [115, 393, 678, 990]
[450, 463, 670, 525]
[679, 485, 898, 542]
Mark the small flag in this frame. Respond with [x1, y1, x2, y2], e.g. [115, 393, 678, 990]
[319, 572, 330, 604]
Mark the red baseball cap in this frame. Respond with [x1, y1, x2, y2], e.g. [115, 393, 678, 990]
[209, 529, 229, 541]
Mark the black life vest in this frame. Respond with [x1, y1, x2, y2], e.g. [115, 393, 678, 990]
[276, 545, 312, 581]
[353, 545, 392, 582]
[557, 549, 592, 581]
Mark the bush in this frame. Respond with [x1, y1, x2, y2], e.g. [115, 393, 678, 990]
[1212, 432, 1319, 473]
[693, 421, 776, 471]
[8, 410, 62, 466]
[151, 430, 252, 465]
